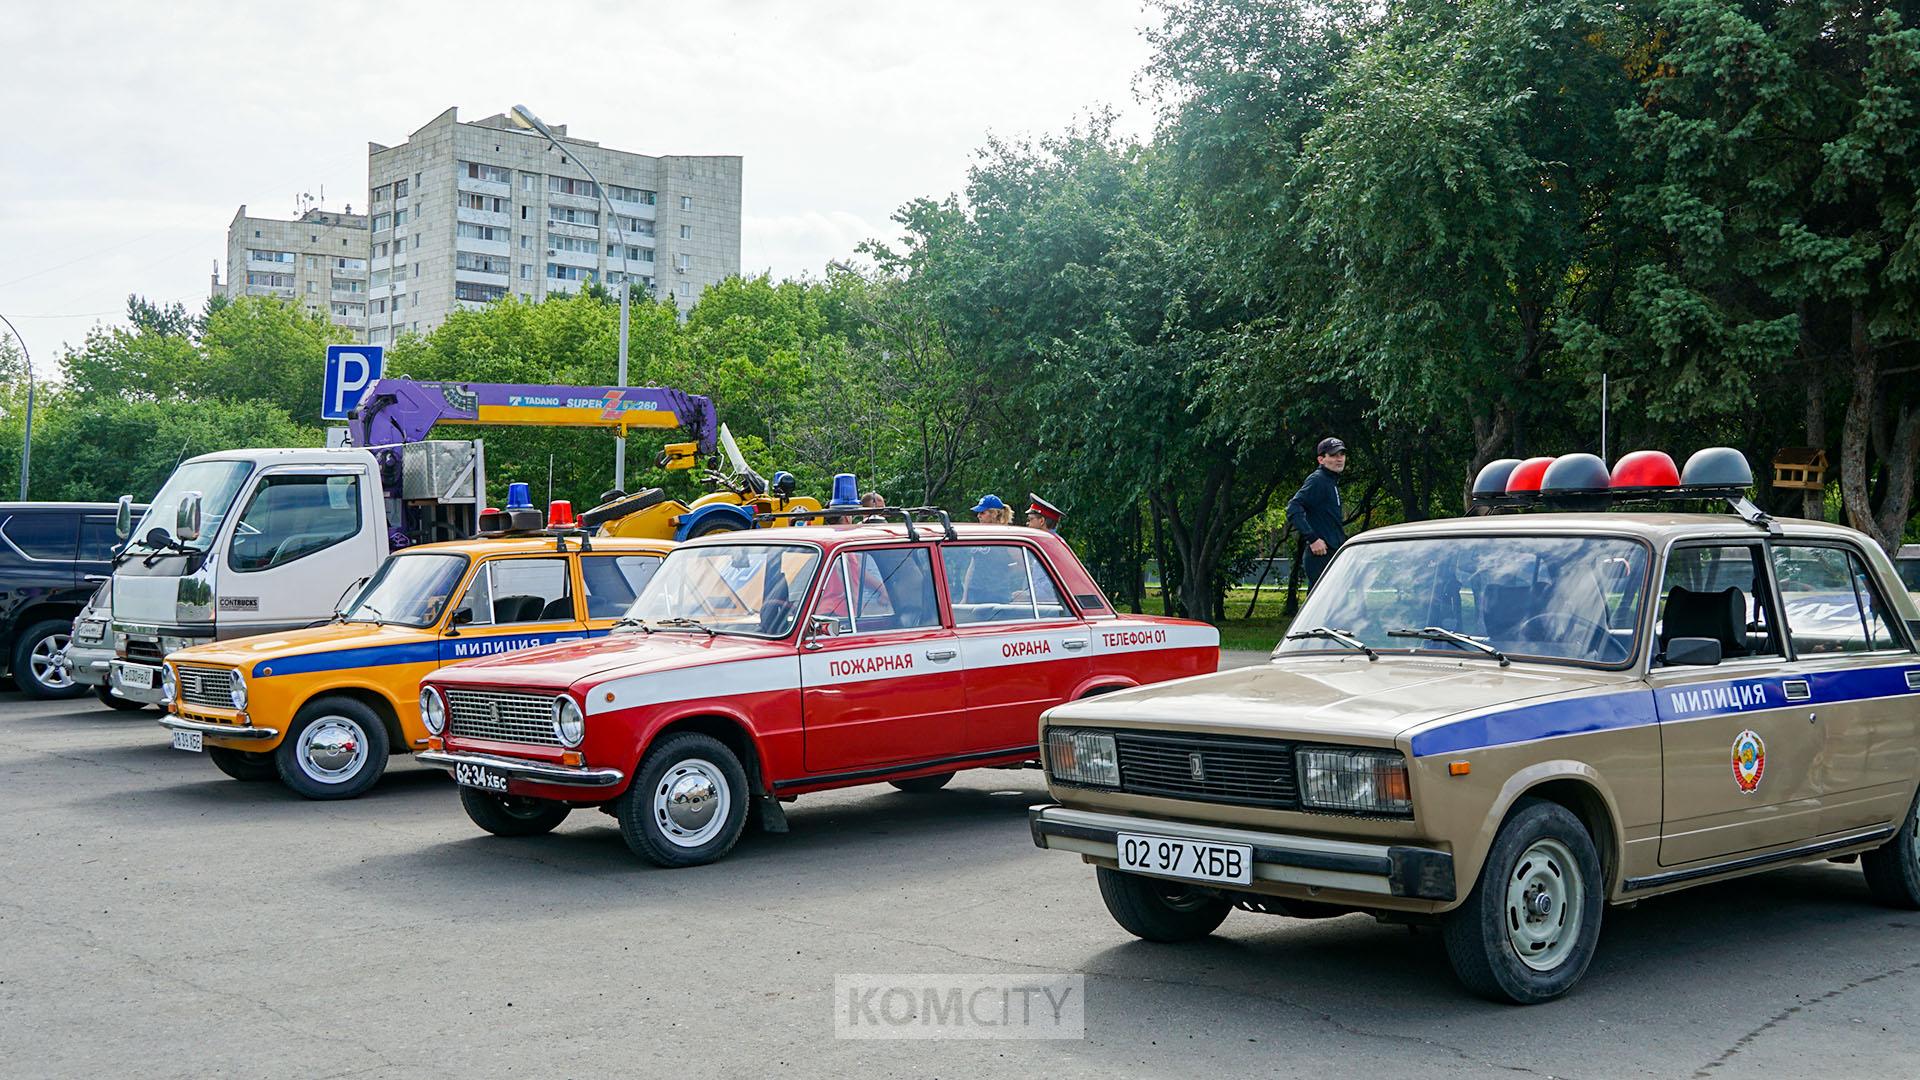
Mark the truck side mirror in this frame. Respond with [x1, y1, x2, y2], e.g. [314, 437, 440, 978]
[115, 495, 133, 539]
[176, 491, 203, 542]
[802, 614, 836, 650]
[1662, 637, 1723, 667]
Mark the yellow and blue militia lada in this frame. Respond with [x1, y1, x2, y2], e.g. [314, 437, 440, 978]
[157, 535, 672, 799]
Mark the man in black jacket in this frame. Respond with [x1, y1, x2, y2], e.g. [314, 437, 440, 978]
[1286, 437, 1348, 589]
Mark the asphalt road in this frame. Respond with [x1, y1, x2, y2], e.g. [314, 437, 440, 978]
[3, 674, 1918, 1079]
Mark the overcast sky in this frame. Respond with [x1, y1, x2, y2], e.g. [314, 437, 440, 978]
[0, 1, 1160, 374]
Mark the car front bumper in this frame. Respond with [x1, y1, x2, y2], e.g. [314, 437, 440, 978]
[156, 715, 280, 741]
[1028, 804, 1456, 902]
[60, 642, 115, 688]
[108, 660, 167, 704]
[417, 749, 626, 788]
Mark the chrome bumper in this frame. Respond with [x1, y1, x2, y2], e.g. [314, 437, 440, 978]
[157, 715, 279, 741]
[1028, 804, 1455, 902]
[417, 749, 626, 788]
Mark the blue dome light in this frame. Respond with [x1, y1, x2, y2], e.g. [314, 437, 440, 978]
[829, 473, 860, 508]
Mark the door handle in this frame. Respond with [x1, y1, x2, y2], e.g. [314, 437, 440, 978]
[1063, 639, 1088, 651]
[926, 649, 957, 661]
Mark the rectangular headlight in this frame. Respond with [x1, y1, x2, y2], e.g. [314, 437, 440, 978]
[1046, 729, 1120, 788]
[1296, 748, 1412, 816]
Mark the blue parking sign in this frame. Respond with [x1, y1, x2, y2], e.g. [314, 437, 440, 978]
[323, 345, 385, 420]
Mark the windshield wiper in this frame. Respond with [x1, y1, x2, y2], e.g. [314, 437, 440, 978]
[652, 617, 716, 638]
[613, 616, 654, 634]
[347, 604, 385, 626]
[1390, 626, 1510, 667]
[1285, 626, 1377, 661]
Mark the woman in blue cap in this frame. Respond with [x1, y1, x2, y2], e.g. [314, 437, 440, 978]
[970, 494, 1010, 525]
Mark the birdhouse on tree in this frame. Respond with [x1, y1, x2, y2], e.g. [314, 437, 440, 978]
[1772, 448, 1828, 491]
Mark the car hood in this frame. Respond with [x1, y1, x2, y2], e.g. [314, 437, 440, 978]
[429, 630, 793, 691]
[1046, 655, 1636, 747]
[169, 621, 433, 667]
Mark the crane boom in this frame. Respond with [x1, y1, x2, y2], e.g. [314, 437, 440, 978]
[349, 378, 717, 452]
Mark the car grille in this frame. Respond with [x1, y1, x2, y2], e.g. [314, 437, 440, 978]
[176, 665, 236, 710]
[445, 689, 560, 746]
[125, 638, 165, 664]
[1115, 731, 1299, 810]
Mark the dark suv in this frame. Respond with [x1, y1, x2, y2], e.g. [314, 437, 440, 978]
[0, 503, 133, 698]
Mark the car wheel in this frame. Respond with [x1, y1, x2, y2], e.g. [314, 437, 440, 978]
[1442, 797, 1604, 1005]
[460, 788, 571, 837]
[1095, 866, 1231, 942]
[96, 685, 150, 712]
[12, 620, 87, 699]
[1862, 793, 1920, 909]
[207, 746, 278, 782]
[617, 732, 749, 868]
[275, 697, 390, 800]
[889, 771, 955, 793]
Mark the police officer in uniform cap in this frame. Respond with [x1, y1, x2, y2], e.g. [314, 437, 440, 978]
[1286, 437, 1347, 589]
[1025, 494, 1062, 532]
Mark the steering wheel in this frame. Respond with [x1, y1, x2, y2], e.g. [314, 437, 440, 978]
[1511, 612, 1623, 661]
[759, 599, 795, 635]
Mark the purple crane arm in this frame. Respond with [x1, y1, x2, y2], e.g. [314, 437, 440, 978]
[349, 379, 717, 452]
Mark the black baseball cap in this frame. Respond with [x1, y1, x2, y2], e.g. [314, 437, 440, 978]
[1316, 437, 1347, 456]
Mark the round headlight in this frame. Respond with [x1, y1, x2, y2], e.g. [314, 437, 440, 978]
[420, 687, 446, 735]
[553, 695, 585, 747]
[160, 665, 177, 706]
[229, 674, 248, 711]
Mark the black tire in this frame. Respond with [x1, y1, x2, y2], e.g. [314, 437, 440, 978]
[1862, 793, 1920, 909]
[12, 619, 87, 699]
[617, 732, 750, 867]
[274, 696, 391, 800]
[1441, 798, 1604, 1005]
[890, 771, 955, 793]
[96, 685, 151, 712]
[687, 516, 747, 538]
[1095, 866, 1232, 942]
[207, 746, 279, 782]
[460, 787, 572, 837]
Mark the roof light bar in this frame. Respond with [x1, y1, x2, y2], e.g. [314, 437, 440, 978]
[1469, 448, 1773, 531]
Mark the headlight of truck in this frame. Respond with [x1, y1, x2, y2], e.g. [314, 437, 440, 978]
[1046, 728, 1120, 787]
[1296, 748, 1412, 816]
[553, 695, 585, 747]
[160, 665, 177, 707]
[229, 673, 248, 711]
[419, 687, 445, 735]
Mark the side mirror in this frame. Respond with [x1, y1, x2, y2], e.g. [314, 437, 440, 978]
[450, 607, 476, 626]
[115, 495, 133, 539]
[176, 491, 203, 542]
[145, 526, 172, 549]
[1662, 637, 1723, 667]
[802, 614, 836, 649]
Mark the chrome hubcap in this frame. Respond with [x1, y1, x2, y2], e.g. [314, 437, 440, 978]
[1504, 838, 1584, 972]
[652, 757, 730, 848]
[31, 634, 72, 690]
[297, 716, 368, 784]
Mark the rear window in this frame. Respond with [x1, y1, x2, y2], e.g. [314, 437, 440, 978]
[2, 513, 78, 561]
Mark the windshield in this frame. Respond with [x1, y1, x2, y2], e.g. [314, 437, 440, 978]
[343, 553, 469, 627]
[131, 460, 253, 551]
[1276, 535, 1651, 667]
[623, 544, 821, 637]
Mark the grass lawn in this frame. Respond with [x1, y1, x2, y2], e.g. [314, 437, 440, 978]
[1134, 585, 1301, 652]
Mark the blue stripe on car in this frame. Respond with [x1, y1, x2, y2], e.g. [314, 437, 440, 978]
[1410, 692, 1655, 757]
[252, 629, 606, 679]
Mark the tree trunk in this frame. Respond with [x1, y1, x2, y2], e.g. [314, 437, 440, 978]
[1836, 306, 1919, 554]
[1464, 405, 1513, 511]
[1150, 506, 1173, 617]
[1803, 375, 1827, 521]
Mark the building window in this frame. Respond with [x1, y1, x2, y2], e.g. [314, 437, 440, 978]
[675, 253, 690, 271]
[331, 278, 363, 293]
[456, 252, 510, 274]
[680, 195, 692, 210]
[413, 235, 421, 250]
[306, 281, 317, 294]
[456, 223, 508, 242]
[456, 281, 508, 303]
[463, 161, 510, 184]
[547, 205, 599, 226]
[519, 235, 531, 250]
[306, 255, 318, 269]
[547, 263, 596, 282]
[393, 209, 408, 227]
[679, 225, 692, 240]
[248, 249, 294, 264]
[246, 271, 294, 288]
[521, 173, 538, 193]
[607, 244, 653, 263]
[460, 192, 508, 213]
[679, 281, 691, 297]
[370, 326, 388, 342]
[310, 234, 318, 243]
[372, 213, 392, 232]
[607, 184, 656, 205]
[394, 178, 409, 198]
[549, 176, 598, 198]
[618, 216, 654, 237]
[375, 242, 389, 259]
[550, 232, 598, 254]
[519, 264, 532, 280]
[393, 295, 405, 311]
[253, 229, 261, 237]
[371, 269, 391, 287]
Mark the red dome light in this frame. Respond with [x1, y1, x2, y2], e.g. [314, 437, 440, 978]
[548, 500, 576, 527]
[1505, 456, 1556, 494]
[1610, 450, 1681, 491]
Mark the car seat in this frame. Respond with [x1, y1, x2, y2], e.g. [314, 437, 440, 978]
[1659, 585, 1749, 659]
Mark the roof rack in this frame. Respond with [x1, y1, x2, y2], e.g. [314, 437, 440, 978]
[751, 505, 959, 542]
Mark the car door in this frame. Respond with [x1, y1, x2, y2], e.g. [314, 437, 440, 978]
[1652, 541, 1820, 866]
[222, 467, 380, 635]
[1769, 541, 1920, 837]
[580, 552, 666, 634]
[940, 542, 1090, 754]
[800, 544, 968, 772]
[439, 555, 587, 663]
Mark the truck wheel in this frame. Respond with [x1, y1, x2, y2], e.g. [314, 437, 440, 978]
[1441, 797, 1604, 1005]
[617, 732, 749, 867]
[12, 620, 86, 699]
[890, 771, 954, 793]
[207, 746, 278, 782]
[96, 685, 151, 712]
[687, 516, 746, 538]
[460, 788, 571, 837]
[275, 697, 390, 800]
[1095, 866, 1231, 942]
[1862, 794, 1920, 909]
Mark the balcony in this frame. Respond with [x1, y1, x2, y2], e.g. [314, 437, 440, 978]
[331, 264, 367, 279]
[331, 312, 367, 329]
[546, 220, 600, 242]
[457, 206, 509, 228]
[609, 197, 656, 222]
[547, 248, 598, 271]
[455, 234, 510, 257]
[458, 174, 511, 198]
[246, 284, 295, 298]
[454, 267, 510, 287]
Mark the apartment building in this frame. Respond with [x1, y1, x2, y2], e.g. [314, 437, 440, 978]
[219, 206, 371, 335]
[363, 107, 743, 343]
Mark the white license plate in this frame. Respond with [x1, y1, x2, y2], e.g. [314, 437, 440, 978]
[172, 730, 203, 753]
[119, 664, 156, 690]
[454, 762, 509, 792]
[1118, 832, 1253, 885]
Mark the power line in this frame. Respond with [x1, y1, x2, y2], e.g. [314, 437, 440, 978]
[0, 229, 166, 289]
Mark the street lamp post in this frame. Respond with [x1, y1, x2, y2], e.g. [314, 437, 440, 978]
[511, 104, 633, 491]
[0, 312, 32, 500]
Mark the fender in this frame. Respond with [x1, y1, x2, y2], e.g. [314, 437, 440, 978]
[634, 701, 783, 791]
[1460, 759, 1628, 904]
[1069, 674, 1137, 701]
[674, 502, 754, 541]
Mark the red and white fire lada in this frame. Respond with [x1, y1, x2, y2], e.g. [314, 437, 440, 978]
[416, 515, 1217, 866]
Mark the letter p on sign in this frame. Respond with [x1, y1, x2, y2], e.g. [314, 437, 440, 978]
[323, 345, 385, 421]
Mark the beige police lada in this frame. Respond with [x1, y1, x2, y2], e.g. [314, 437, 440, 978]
[1030, 449, 1920, 1003]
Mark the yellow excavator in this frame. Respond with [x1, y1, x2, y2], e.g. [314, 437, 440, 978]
[583, 424, 823, 540]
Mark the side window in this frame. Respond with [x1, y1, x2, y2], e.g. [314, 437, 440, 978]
[79, 516, 122, 562]
[1026, 550, 1069, 620]
[1772, 545, 1905, 654]
[817, 548, 940, 634]
[941, 545, 1031, 624]
[582, 555, 663, 619]
[228, 473, 363, 572]
[452, 563, 493, 626]
[488, 558, 573, 623]
[1656, 544, 1782, 661]
[2, 513, 78, 561]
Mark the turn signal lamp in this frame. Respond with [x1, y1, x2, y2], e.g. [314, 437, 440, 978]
[829, 472, 860, 508]
[1504, 456, 1557, 495]
[1609, 450, 1681, 492]
[548, 500, 575, 527]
